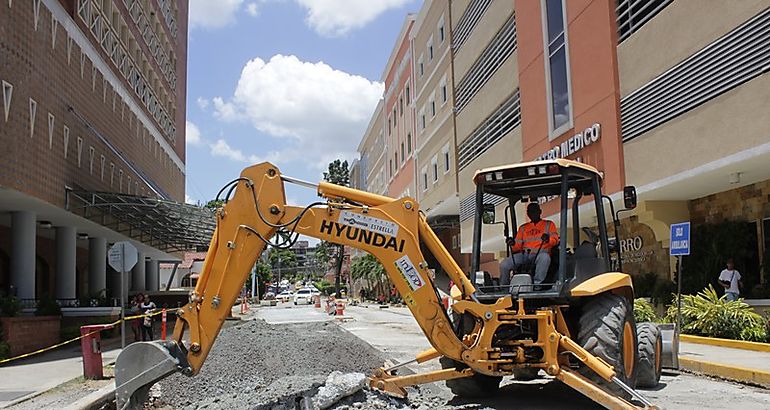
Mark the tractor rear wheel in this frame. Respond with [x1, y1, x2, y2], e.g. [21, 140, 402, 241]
[439, 356, 502, 398]
[577, 293, 638, 396]
[636, 322, 663, 388]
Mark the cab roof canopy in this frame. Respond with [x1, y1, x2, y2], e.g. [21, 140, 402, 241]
[473, 159, 602, 200]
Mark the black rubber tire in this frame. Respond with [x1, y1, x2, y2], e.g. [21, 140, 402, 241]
[439, 356, 502, 398]
[636, 322, 662, 388]
[577, 293, 638, 396]
[512, 368, 540, 381]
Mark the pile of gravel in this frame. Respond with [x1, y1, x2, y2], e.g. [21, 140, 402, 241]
[152, 319, 432, 409]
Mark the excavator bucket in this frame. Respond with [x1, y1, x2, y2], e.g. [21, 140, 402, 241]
[114, 341, 189, 410]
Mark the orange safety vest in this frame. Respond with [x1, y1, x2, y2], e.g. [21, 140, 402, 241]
[511, 219, 559, 253]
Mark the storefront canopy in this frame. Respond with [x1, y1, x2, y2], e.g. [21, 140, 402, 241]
[66, 190, 216, 252]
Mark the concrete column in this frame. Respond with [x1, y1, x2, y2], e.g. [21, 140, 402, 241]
[88, 237, 107, 297]
[131, 251, 145, 291]
[145, 259, 158, 292]
[55, 226, 77, 299]
[10, 211, 36, 299]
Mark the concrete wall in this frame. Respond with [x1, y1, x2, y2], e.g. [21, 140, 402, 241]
[617, 0, 769, 97]
[623, 73, 770, 189]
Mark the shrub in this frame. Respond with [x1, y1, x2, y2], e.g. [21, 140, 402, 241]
[35, 297, 62, 317]
[0, 341, 9, 360]
[664, 285, 767, 342]
[0, 296, 21, 317]
[634, 298, 659, 323]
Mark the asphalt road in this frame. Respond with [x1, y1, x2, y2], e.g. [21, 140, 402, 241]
[255, 302, 770, 410]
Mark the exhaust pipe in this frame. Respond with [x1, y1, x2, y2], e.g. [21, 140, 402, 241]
[114, 341, 190, 410]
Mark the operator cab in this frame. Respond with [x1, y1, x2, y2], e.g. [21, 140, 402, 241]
[469, 159, 636, 302]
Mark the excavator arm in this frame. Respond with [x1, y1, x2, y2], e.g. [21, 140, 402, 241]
[114, 162, 658, 410]
[115, 163, 476, 408]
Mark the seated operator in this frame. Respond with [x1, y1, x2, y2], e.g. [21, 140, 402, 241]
[499, 202, 559, 286]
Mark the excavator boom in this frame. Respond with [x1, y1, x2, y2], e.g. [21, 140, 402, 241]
[114, 162, 658, 410]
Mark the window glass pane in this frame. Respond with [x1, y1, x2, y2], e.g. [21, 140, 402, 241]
[545, 0, 564, 43]
[549, 46, 570, 129]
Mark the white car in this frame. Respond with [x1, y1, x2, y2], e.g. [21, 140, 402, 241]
[276, 290, 294, 303]
[293, 288, 314, 305]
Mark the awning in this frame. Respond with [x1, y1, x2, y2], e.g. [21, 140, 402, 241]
[66, 190, 216, 252]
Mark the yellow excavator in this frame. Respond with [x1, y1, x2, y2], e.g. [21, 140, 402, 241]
[115, 159, 669, 410]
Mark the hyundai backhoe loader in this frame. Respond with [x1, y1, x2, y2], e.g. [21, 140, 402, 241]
[115, 159, 670, 410]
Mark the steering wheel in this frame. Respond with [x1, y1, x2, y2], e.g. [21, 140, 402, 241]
[582, 227, 600, 245]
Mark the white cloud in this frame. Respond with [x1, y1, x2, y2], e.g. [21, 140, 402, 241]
[296, 0, 412, 37]
[189, 0, 245, 29]
[196, 97, 210, 110]
[213, 54, 383, 170]
[185, 194, 198, 205]
[186, 121, 204, 146]
[209, 139, 249, 162]
[246, 2, 260, 16]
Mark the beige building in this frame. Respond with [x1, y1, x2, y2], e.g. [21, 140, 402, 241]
[356, 100, 387, 196]
[354, 0, 770, 297]
[410, 0, 466, 267]
[450, 0, 521, 272]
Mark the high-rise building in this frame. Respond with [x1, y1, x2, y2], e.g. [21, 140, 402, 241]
[0, 0, 193, 305]
[383, 15, 417, 199]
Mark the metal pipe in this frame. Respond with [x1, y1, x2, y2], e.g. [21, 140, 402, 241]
[280, 175, 319, 190]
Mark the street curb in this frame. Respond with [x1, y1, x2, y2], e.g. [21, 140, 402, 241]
[679, 356, 770, 388]
[680, 334, 770, 353]
[61, 383, 115, 410]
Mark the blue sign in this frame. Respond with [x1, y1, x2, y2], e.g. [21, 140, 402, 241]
[670, 222, 691, 256]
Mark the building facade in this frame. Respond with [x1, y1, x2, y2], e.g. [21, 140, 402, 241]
[354, 0, 770, 295]
[0, 0, 189, 304]
[383, 15, 417, 199]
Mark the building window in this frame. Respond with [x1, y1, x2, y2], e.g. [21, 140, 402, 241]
[419, 108, 426, 130]
[406, 84, 410, 103]
[394, 152, 398, 170]
[63, 126, 70, 158]
[399, 96, 403, 115]
[393, 108, 397, 126]
[388, 116, 392, 135]
[443, 144, 451, 173]
[100, 155, 106, 180]
[76, 137, 83, 167]
[400, 142, 405, 164]
[89, 147, 95, 174]
[418, 54, 424, 77]
[438, 15, 445, 43]
[430, 94, 436, 117]
[29, 98, 37, 137]
[427, 35, 434, 61]
[431, 156, 438, 182]
[542, 0, 572, 137]
[421, 167, 428, 191]
[440, 76, 448, 105]
[2, 80, 12, 122]
[110, 163, 115, 186]
[407, 133, 412, 154]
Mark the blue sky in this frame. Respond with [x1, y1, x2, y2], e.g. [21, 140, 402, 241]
[184, 0, 419, 209]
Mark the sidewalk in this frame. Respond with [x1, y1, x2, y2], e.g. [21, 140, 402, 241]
[679, 340, 770, 387]
[0, 336, 122, 408]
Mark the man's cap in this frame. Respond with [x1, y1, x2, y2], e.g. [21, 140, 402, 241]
[526, 202, 541, 213]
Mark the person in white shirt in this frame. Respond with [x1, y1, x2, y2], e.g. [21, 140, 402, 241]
[718, 259, 742, 302]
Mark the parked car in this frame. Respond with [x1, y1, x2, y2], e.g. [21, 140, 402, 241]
[276, 290, 294, 303]
[293, 288, 314, 305]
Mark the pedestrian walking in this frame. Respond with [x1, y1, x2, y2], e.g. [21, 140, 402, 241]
[130, 294, 144, 342]
[140, 295, 157, 341]
[718, 258, 742, 301]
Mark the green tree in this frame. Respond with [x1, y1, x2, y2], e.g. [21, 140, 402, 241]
[323, 159, 350, 297]
[269, 249, 298, 284]
[350, 253, 389, 300]
[204, 199, 224, 211]
[250, 260, 272, 298]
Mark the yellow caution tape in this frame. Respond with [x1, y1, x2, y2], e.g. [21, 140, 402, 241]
[0, 310, 166, 365]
